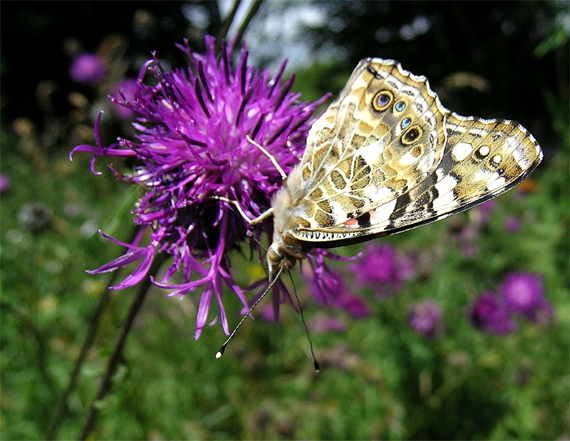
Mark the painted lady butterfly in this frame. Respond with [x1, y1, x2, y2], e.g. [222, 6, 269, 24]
[267, 58, 542, 278]
[217, 58, 542, 358]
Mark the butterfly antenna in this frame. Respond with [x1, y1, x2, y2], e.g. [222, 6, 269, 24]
[246, 135, 288, 182]
[288, 272, 320, 372]
[216, 267, 284, 359]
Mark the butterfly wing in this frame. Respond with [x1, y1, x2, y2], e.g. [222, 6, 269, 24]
[295, 58, 448, 230]
[291, 60, 542, 244]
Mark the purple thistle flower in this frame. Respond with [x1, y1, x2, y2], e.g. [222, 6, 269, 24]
[348, 243, 414, 299]
[408, 300, 443, 339]
[338, 295, 371, 319]
[303, 264, 371, 319]
[503, 216, 521, 233]
[69, 53, 107, 84]
[499, 272, 553, 322]
[308, 312, 346, 334]
[471, 199, 497, 225]
[466, 291, 518, 335]
[71, 37, 328, 338]
[0, 174, 11, 194]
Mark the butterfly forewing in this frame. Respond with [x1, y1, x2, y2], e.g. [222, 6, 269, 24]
[290, 58, 542, 243]
[298, 59, 448, 231]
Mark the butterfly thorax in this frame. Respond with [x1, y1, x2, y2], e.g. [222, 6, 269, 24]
[267, 165, 312, 277]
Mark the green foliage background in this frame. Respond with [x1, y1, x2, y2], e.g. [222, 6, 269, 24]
[1, 2, 568, 440]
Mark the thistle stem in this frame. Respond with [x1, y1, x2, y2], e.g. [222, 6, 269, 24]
[234, 0, 264, 48]
[79, 253, 167, 440]
[46, 272, 117, 440]
[47, 227, 141, 440]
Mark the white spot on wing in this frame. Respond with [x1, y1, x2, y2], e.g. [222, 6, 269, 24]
[487, 174, 506, 191]
[358, 140, 386, 163]
[473, 169, 489, 182]
[451, 142, 473, 161]
[435, 175, 457, 195]
[513, 147, 530, 169]
[505, 135, 519, 151]
[400, 150, 420, 166]
[370, 199, 397, 225]
[433, 175, 458, 211]
[433, 189, 457, 211]
[418, 150, 436, 174]
[469, 128, 488, 137]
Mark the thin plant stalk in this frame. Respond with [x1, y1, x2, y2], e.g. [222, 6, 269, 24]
[234, 0, 264, 48]
[47, 228, 141, 440]
[79, 253, 167, 440]
[216, 0, 242, 46]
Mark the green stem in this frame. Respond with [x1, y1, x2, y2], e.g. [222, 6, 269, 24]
[234, 0, 264, 48]
[47, 227, 140, 441]
[78, 253, 167, 440]
[216, 0, 242, 49]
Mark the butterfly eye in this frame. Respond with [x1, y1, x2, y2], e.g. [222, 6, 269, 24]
[401, 125, 423, 145]
[401, 117, 411, 129]
[373, 90, 393, 112]
[395, 101, 406, 112]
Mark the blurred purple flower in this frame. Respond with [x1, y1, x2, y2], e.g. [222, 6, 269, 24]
[69, 53, 106, 84]
[348, 243, 414, 298]
[304, 265, 371, 319]
[472, 199, 497, 225]
[338, 295, 371, 319]
[111, 78, 138, 119]
[499, 272, 553, 322]
[457, 223, 480, 258]
[0, 174, 10, 194]
[308, 312, 346, 334]
[408, 300, 443, 339]
[460, 243, 478, 258]
[71, 37, 328, 338]
[467, 291, 518, 335]
[504, 216, 521, 233]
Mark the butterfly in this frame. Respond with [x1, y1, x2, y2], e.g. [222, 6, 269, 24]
[216, 57, 542, 358]
[267, 57, 542, 277]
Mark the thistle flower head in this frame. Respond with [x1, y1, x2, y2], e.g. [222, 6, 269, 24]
[71, 37, 328, 338]
[499, 272, 552, 322]
[69, 53, 107, 84]
[467, 292, 518, 335]
[304, 256, 371, 319]
[348, 243, 414, 298]
[408, 300, 443, 339]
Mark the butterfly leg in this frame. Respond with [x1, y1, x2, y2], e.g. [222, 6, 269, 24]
[246, 135, 288, 182]
[212, 196, 274, 225]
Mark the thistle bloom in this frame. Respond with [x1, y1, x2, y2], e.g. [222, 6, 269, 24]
[471, 199, 497, 225]
[304, 265, 371, 319]
[69, 53, 107, 84]
[348, 243, 414, 298]
[467, 291, 518, 335]
[504, 216, 521, 233]
[0, 174, 10, 194]
[308, 312, 347, 334]
[408, 300, 443, 339]
[499, 272, 552, 322]
[71, 37, 328, 338]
